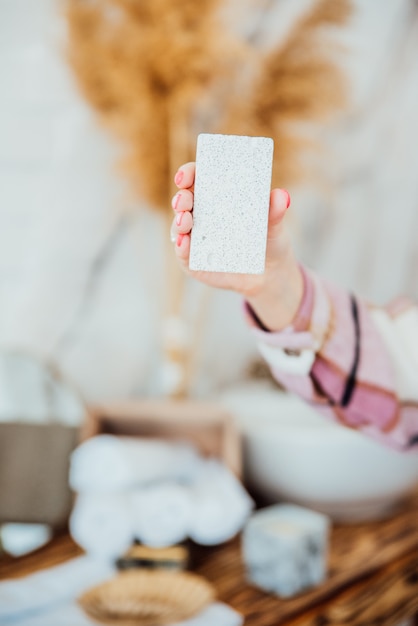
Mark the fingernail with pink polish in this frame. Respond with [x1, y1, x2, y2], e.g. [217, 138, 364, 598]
[174, 170, 184, 186]
[172, 193, 181, 211]
[283, 189, 291, 209]
[176, 212, 183, 226]
[176, 234, 184, 247]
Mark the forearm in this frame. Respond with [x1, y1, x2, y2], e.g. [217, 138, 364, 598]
[246, 266, 418, 451]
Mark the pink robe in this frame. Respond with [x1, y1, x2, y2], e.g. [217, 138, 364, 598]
[246, 266, 418, 451]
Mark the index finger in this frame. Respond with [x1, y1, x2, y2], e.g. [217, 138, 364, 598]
[174, 162, 195, 190]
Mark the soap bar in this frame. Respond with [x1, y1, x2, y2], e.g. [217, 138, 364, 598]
[242, 504, 330, 598]
[189, 133, 273, 274]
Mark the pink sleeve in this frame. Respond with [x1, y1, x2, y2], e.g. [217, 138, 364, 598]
[245, 267, 418, 451]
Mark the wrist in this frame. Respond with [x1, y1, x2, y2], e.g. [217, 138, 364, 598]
[246, 260, 304, 332]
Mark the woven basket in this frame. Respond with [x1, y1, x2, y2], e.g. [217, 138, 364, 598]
[78, 570, 215, 626]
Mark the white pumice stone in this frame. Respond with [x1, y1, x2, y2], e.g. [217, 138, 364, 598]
[242, 504, 331, 598]
[189, 133, 273, 274]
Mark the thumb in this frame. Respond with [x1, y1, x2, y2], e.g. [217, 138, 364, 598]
[267, 188, 291, 240]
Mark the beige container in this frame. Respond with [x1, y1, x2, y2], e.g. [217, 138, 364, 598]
[82, 399, 242, 478]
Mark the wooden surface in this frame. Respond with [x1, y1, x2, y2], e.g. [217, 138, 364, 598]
[2, 494, 418, 626]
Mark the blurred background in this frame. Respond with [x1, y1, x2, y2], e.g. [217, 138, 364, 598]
[0, 0, 418, 556]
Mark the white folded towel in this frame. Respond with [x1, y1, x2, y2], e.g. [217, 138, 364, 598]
[0, 556, 114, 623]
[173, 602, 243, 626]
[130, 482, 193, 547]
[69, 493, 134, 560]
[1, 601, 243, 626]
[69, 435, 200, 493]
[0, 554, 243, 626]
[189, 460, 254, 545]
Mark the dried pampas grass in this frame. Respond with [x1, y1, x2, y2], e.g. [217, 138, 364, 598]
[65, 0, 352, 210]
[66, 0, 238, 208]
[223, 0, 352, 189]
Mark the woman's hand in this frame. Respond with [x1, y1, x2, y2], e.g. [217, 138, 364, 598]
[171, 162, 304, 331]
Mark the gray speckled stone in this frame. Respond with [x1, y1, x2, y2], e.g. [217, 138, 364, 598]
[242, 504, 331, 598]
[189, 133, 273, 274]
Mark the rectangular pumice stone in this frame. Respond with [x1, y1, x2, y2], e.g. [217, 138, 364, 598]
[189, 133, 274, 274]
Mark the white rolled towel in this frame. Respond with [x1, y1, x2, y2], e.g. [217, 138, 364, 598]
[130, 482, 193, 547]
[189, 460, 254, 545]
[69, 435, 200, 493]
[69, 493, 134, 560]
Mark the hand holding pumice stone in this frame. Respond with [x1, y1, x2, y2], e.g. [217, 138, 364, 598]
[172, 134, 304, 331]
[189, 133, 273, 274]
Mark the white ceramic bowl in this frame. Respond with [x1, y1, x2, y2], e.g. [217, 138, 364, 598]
[220, 383, 418, 522]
